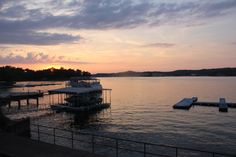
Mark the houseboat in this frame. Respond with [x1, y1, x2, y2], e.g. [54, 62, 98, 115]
[48, 77, 111, 113]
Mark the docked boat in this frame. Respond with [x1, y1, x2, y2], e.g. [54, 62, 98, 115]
[48, 76, 111, 113]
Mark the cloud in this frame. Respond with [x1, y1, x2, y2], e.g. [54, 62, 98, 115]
[0, 52, 91, 64]
[56, 60, 92, 65]
[0, 0, 236, 45]
[0, 30, 80, 45]
[0, 52, 50, 64]
[143, 43, 175, 48]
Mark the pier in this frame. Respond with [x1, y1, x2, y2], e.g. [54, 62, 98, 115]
[0, 89, 111, 115]
[0, 91, 44, 109]
[173, 97, 236, 112]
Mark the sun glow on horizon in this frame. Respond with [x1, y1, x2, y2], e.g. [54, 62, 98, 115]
[0, 0, 236, 73]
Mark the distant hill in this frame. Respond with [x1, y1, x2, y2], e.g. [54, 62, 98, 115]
[94, 68, 236, 77]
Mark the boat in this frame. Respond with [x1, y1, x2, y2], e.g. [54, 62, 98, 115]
[49, 76, 111, 113]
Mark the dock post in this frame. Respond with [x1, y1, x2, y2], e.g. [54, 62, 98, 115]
[36, 98, 39, 108]
[27, 98, 29, 106]
[8, 101, 11, 108]
[105, 90, 107, 104]
[18, 100, 21, 109]
[116, 139, 118, 157]
[109, 90, 111, 104]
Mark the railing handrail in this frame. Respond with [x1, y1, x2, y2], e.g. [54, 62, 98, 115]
[31, 123, 236, 157]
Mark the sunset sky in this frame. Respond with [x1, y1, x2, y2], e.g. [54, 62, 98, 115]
[0, 0, 236, 73]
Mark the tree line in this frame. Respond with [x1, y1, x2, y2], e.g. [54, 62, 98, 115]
[0, 66, 91, 81]
[94, 68, 236, 77]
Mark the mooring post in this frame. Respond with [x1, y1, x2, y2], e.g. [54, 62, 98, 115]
[18, 100, 21, 109]
[71, 131, 74, 149]
[8, 101, 11, 108]
[110, 90, 111, 104]
[27, 98, 29, 106]
[53, 128, 56, 144]
[116, 139, 119, 157]
[36, 98, 39, 108]
[92, 135, 95, 153]
[143, 143, 146, 157]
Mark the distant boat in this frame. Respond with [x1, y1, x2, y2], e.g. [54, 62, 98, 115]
[49, 76, 111, 113]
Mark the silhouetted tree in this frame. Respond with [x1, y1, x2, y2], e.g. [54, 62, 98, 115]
[0, 66, 91, 81]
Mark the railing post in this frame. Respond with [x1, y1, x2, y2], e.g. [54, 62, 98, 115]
[212, 152, 215, 157]
[71, 131, 74, 149]
[144, 143, 146, 157]
[176, 147, 178, 157]
[53, 128, 56, 144]
[92, 135, 95, 153]
[37, 125, 40, 142]
[116, 139, 118, 157]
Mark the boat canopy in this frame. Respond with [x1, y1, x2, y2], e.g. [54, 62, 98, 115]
[48, 87, 102, 94]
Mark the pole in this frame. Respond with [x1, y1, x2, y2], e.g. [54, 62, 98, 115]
[71, 131, 74, 149]
[37, 125, 40, 142]
[92, 135, 95, 153]
[116, 139, 118, 157]
[144, 143, 146, 157]
[53, 128, 56, 144]
[176, 147, 178, 157]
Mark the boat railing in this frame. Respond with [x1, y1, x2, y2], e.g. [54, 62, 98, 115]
[30, 123, 235, 157]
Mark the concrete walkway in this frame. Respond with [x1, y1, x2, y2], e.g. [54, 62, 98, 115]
[0, 132, 105, 157]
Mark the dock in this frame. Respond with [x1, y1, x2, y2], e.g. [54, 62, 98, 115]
[174, 97, 236, 112]
[173, 97, 197, 110]
[193, 101, 236, 108]
[0, 91, 44, 109]
[0, 91, 44, 100]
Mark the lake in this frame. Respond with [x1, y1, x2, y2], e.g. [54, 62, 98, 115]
[2, 77, 236, 154]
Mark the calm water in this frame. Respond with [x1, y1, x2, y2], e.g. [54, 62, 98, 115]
[2, 77, 236, 154]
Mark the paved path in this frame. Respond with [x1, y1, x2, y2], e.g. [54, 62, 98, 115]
[0, 132, 105, 157]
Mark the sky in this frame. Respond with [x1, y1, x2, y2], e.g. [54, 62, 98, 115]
[0, 0, 236, 73]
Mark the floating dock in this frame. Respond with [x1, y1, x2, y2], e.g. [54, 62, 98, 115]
[174, 97, 236, 112]
[173, 97, 197, 109]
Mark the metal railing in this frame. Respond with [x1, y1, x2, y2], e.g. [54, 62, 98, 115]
[30, 124, 236, 157]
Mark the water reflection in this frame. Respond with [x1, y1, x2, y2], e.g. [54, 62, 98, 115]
[72, 110, 110, 130]
[1, 77, 236, 154]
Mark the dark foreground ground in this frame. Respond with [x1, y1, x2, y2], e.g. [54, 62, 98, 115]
[0, 132, 105, 157]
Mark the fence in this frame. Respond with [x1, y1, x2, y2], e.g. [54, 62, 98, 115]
[30, 124, 236, 157]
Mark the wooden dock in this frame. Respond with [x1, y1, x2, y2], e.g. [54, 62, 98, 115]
[0, 91, 44, 109]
